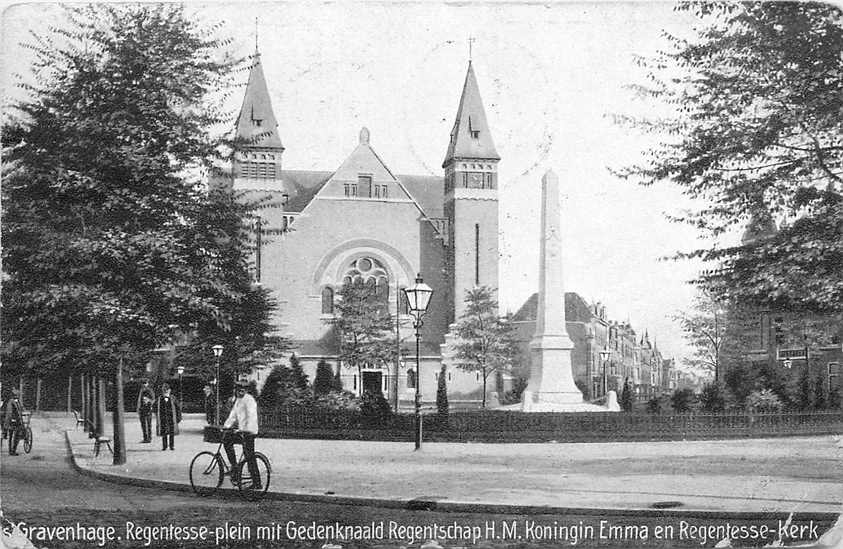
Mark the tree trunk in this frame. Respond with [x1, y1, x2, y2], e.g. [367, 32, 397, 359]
[18, 377, 24, 409]
[81, 374, 88, 432]
[481, 366, 487, 408]
[113, 357, 127, 465]
[96, 376, 107, 438]
[67, 375, 73, 415]
[35, 378, 42, 412]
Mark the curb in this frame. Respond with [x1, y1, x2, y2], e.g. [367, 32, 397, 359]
[65, 432, 841, 521]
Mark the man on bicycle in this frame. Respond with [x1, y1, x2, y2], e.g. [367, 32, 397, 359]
[222, 380, 260, 490]
[3, 388, 25, 456]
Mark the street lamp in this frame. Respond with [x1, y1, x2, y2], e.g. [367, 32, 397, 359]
[402, 274, 433, 451]
[599, 348, 611, 398]
[212, 344, 224, 425]
[177, 365, 185, 406]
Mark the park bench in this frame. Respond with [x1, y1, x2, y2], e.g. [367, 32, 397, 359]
[74, 411, 112, 456]
[72, 410, 85, 430]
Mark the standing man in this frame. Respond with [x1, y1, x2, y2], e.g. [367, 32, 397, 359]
[202, 384, 216, 425]
[223, 380, 260, 490]
[136, 380, 155, 443]
[3, 388, 25, 456]
[155, 383, 181, 451]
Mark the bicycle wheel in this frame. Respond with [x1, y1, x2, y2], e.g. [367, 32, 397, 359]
[189, 451, 223, 496]
[23, 427, 32, 454]
[236, 452, 270, 500]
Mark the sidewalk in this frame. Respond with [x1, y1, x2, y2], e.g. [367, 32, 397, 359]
[64, 414, 843, 515]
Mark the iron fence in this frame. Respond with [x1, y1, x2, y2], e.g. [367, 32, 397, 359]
[258, 407, 843, 443]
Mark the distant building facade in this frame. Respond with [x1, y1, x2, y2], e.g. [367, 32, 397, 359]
[511, 293, 667, 400]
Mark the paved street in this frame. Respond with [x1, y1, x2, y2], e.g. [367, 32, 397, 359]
[1, 414, 841, 549]
[69, 414, 843, 514]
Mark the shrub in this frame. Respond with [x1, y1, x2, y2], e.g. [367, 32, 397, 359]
[814, 375, 827, 410]
[313, 360, 334, 395]
[436, 365, 449, 422]
[828, 386, 841, 410]
[620, 382, 634, 412]
[289, 354, 309, 392]
[501, 377, 528, 405]
[746, 389, 783, 413]
[313, 390, 359, 412]
[360, 391, 392, 425]
[670, 388, 695, 412]
[724, 363, 754, 404]
[646, 397, 662, 414]
[699, 382, 726, 412]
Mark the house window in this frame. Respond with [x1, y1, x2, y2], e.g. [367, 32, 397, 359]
[321, 287, 334, 314]
[475, 372, 481, 382]
[407, 369, 416, 389]
[253, 119, 262, 127]
[448, 372, 452, 382]
[399, 288, 408, 314]
[344, 183, 358, 197]
[359, 175, 372, 197]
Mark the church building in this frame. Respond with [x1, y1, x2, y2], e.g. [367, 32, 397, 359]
[228, 50, 501, 406]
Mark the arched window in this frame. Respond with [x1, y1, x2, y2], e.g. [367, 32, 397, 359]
[321, 286, 334, 314]
[341, 257, 390, 311]
[406, 368, 416, 389]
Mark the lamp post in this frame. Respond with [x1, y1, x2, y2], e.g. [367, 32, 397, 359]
[212, 344, 224, 425]
[177, 365, 185, 407]
[599, 348, 611, 398]
[402, 274, 433, 451]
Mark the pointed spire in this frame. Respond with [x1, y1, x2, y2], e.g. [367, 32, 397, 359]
[235, 50, 283, 149]
[442, 62, 500, 167]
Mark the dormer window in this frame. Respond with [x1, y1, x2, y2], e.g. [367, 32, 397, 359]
[252, 119, 263, 127]
[468, 116, 480, 139]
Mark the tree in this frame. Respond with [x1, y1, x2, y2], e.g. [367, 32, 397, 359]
[327, 282, 396, 389]
[450, 287, 519, 408]
[674, 292, 727, 380]
[436, 365, 449, 424]
[0, 5, 270, 464]
[313, 360, 334, 396]
[615, 3, 843, 313]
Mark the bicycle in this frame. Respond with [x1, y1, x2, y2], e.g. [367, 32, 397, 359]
[189, 427, 271, 501]
[5, 412, 32, 455]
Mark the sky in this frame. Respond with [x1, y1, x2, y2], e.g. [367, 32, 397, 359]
[1, 2, 713, 364]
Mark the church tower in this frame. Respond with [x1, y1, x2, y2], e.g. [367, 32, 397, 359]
[443, 61, 500, 322]
[232, 49, 284, 189]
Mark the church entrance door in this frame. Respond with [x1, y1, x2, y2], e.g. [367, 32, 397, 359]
[362, 371, 383, 396]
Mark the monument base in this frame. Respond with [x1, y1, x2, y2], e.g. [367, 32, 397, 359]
[502, 390, 614, 412]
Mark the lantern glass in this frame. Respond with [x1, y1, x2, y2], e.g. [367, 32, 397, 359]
[403, 274, 433, 316]
[212, 344, 224, 357]
[177, 365, 185, 375]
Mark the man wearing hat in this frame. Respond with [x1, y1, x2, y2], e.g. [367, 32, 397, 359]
[136, 380, 155, 443]
[3, 388, 25, 455]
[223, 380, 261, 490]
[155, 383, 181, 451]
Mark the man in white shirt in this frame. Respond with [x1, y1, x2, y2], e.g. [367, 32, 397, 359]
[223, 380, 261, 490]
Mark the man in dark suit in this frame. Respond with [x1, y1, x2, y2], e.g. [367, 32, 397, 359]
[136, 380, 155, 443]
[203, 384, 216, 425]
[3, 388, 25, 456]
[155, 383, 181, 451]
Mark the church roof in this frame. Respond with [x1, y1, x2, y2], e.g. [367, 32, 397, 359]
[443, 62, 500, 167]
[233, 169, 443, 216]
[235, 53, 284, 149]
[511, 292, 595, 323]
[398, 174, 444, 218]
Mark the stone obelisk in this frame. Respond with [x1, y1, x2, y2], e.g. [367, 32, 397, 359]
[522, 169, 584, 410]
